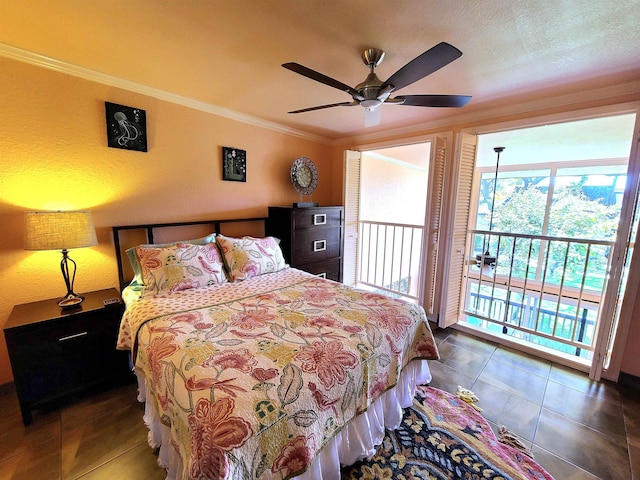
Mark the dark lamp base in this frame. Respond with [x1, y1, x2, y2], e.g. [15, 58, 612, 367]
[58, 249, 84, 309]
[58, 293, 84, 309]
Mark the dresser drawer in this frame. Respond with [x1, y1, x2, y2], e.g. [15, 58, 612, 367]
[299, 257, 342, 282]
[292, 227, 341, 264]
[293, 207, 343, 229]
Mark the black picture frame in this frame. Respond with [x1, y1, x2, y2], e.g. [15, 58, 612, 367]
[222, 147, 247, 182]
[105, 102, 148, 152]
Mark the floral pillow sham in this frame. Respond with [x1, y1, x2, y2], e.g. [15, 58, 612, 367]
[135, 242, 226, 297]
[126, 233, 216, 289]
[216, 234, 287, 281]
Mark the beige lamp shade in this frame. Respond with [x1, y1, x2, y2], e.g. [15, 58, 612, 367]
[25, 210, 98, 251]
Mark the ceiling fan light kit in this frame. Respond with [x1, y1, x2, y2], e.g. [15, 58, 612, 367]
[364, 107, 381, 127]
[283, 42, 472, 126]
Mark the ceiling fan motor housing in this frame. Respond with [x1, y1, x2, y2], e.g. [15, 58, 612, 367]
[357, 48, 386, 106]
[357, 74, 384, 106]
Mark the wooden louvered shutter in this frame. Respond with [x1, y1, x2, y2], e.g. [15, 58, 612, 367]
[422, 137, 446, 315]
[343, 150, 361, 287]
[439, 133, 478, 328]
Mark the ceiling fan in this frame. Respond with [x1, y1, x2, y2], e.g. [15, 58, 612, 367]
[282, 42, 471, 127]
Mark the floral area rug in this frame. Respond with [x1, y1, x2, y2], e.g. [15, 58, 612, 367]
[342, 385, 555, 480]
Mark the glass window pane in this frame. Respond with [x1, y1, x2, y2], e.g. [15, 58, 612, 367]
[476, 170, 550, 235]
[548, 166, 626, 240]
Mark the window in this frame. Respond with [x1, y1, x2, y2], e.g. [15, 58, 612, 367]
[441, 111, 638, 378]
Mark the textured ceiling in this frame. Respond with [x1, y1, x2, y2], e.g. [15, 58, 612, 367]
[1, 0, 639, 141]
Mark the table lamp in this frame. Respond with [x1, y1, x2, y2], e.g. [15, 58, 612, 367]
[24, 210, 98, 308]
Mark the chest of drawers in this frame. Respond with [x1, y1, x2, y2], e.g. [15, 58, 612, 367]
[266, 206, 344, 282]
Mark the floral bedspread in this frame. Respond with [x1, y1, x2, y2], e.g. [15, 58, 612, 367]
[117, 268, 439, 480]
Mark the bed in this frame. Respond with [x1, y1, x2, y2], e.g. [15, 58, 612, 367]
[113, 217, 439, 480]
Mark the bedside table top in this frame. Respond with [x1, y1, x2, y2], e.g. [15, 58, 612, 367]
[5, 288, 122, 330]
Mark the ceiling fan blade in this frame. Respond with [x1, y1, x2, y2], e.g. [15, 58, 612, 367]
[381, 42, 463, 92]
[396, 94, 472, 107]
[288, 101, 355, 114]
[282, 62, 363, 99]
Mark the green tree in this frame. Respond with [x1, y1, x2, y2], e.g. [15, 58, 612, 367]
[486, 184, 618, 290]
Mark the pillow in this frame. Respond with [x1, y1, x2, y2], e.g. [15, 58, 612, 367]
[216, 235, 287, 281]
[135, 242, 226, 297]
[126, 233, 216, 288]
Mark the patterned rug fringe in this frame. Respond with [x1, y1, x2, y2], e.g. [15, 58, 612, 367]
[498, 425, 535, 458]
[456, 385, 483, 412]
[455, 386, 534, 458]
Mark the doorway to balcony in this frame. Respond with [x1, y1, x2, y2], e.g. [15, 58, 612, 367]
[458, 112, 638, 375]
[343, 138, 445, 313]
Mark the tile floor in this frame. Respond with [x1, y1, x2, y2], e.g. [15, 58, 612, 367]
[429, 328, 640, 480]
[0, 327, 638, 479]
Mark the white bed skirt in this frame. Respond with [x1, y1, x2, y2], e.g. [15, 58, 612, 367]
[135, 359, 432, 480]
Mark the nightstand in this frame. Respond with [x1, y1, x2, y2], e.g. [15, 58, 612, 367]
[4, 288, 132, 425]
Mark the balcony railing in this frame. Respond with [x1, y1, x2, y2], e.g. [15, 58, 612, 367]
[463, 229, 615, 360]
[468, 291, 595, 357]
[357, 220, 425, 303]
[354, 222, 614, 361]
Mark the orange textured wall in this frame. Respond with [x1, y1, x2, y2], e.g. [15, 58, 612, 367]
[0, 57, 334, 384]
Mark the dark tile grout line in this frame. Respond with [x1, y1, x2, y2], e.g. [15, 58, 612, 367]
[75, 440, 149, 480]
[485, 343, 549, 450]
[621, 398, 635, 480]
[491, 347, 553, 450]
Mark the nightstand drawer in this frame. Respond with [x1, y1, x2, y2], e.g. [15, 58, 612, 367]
[293, 207, 343, 229]
[7, 309, 126, 404]
[13, 312, 112, 345]
[292, 227, 341, 264]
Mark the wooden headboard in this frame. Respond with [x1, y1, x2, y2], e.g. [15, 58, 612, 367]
[112, 217, 267, 292]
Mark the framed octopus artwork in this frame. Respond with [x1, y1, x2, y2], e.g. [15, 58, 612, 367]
[105, 101, 148, 152]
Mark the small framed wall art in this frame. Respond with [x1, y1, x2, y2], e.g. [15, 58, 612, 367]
[105, 101, 148, 152]
[222, 147, 247, 182]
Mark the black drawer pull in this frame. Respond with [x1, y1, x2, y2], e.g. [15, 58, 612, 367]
[313, 240, 327, 252]
[58, 331, 88, 342]
[313, 214, 327, 225]
[317, 272, 327, 279]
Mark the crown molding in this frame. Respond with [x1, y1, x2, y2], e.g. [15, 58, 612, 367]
[0, 42, 331, 145]
[3, 42, 637, 149]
